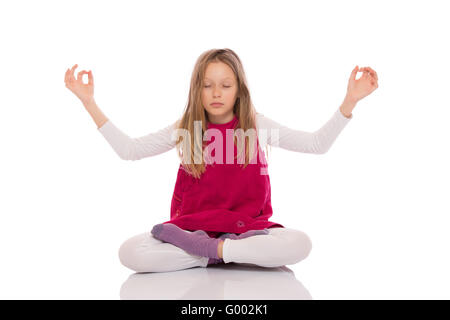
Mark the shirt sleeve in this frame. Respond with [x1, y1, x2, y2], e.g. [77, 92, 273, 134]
[97, 119, 179, 160]
[256, 107, 352, 154]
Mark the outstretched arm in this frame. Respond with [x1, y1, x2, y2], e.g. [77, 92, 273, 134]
[64, 64, 178, 160]
[98, 118, 179, 161]
[256, 105, 352, 154]
[257, 65, 378, 154]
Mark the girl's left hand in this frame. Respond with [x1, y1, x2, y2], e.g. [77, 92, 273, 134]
[346, 66, 378, 103]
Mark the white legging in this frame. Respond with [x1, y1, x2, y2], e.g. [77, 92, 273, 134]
[118, 227, 313, 273]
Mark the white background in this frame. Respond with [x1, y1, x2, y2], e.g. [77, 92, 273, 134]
[0, 0, 449, 299]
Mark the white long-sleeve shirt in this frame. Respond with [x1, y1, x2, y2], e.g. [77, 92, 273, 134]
[97, 107, 352, 161]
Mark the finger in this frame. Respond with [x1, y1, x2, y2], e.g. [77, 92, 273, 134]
[77, 70, 89, 83]
[368, 72, 377, 85]
[65, 68, 70, 83]
[65, 68, 75, 84]
[370, 77, 378, 88]
[366, 67, 378, 81]
[357, 66, 369, 80]
[363, 66, 374, 81]
[350, 65, 359, 81]
[88, 70, 94, 85]
[363, 67, 372, 79]
[70, 64, 78, 80]
[360, 67, 369, 79]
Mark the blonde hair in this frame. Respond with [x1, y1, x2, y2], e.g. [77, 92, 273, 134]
[174, 48, 270, 179]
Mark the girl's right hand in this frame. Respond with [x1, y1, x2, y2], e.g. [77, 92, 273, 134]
[64, 64, 94, 103]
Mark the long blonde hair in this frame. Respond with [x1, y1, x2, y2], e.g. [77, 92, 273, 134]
[174, 48, 270, 179]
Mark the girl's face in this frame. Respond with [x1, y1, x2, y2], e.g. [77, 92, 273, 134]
[202, 61, 239, 124]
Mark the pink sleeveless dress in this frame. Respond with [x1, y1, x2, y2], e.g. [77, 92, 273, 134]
[161, 114, 284, 238]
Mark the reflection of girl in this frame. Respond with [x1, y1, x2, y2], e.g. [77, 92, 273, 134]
[65, 49, 378, 273]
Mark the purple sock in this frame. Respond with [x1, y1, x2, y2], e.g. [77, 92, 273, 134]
[151, 223, 221, 259]
[219, 228, 270, 240]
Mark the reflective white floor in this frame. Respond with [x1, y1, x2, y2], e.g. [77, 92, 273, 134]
[2, 226, 450, 300]
[120, 263, 312, 300]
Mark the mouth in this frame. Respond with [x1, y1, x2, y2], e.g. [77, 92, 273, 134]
[211, 103, 224, 107]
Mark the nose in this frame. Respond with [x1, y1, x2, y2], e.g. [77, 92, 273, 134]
[213, 88, 221, 97]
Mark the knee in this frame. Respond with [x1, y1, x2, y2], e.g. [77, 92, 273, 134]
[288, 230, 313, 263]
[118, 234, 149, 273]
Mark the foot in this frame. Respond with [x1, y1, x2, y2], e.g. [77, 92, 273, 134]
[151, 223, 222, 259]
[218, 228, 270, 240]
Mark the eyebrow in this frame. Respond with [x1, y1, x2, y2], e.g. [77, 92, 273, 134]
[204, 77, 234, 81]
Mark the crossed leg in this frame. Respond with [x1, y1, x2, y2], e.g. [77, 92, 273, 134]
[118, 227, 312, 273]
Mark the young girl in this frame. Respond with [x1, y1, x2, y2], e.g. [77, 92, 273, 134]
[64, 49, 378, 273]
